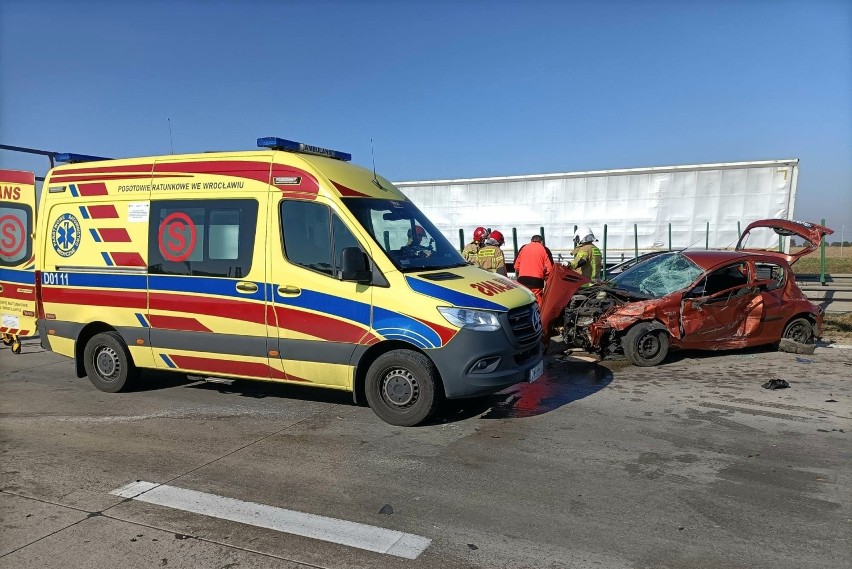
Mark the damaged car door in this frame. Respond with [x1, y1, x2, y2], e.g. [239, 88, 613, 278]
[680, 261, 762, 348]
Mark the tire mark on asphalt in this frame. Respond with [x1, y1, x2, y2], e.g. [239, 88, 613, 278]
[697, 401, 813, 421]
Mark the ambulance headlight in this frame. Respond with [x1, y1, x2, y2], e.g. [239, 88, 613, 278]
[437, 307, 502, 332]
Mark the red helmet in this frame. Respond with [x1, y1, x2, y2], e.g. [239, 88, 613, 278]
[408, 225, 426, 240]
[473, 226, 488, 242]
[489, 230, 505, 246]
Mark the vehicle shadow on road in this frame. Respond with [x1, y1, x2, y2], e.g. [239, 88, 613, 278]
[437, 341, 613, 423]
[662, 344, 779, 364]
[182, 376, 354, 405]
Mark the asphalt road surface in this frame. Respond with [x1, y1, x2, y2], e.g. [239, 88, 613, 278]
[1, 338, 849, 569]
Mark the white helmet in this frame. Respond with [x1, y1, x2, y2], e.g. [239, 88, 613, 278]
[574, 226, 596, 245]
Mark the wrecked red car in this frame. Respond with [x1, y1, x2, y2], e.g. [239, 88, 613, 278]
[561, 219, 833, 366]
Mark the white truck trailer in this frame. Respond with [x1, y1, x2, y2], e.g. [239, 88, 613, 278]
[395, 159, 799, 265]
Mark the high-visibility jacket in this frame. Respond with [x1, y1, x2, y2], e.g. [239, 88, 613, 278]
[477, 245, 507, 276]
[569, 243, 602, 282]
[462, 242, 480, 264]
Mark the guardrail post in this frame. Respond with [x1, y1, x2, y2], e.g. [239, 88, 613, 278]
[539, 226, 545, 245]
[512, 227, 519, 261]
[602, 224, 608, 280]
[668, 223, 672, 251]
[706, 222, 710, 249]
[458, 228, 465, 253]
[820, 218, 827, 286]
[737, 221, 741, 241]
[778, 234, 783, 252]
[633, 224, 638, 260]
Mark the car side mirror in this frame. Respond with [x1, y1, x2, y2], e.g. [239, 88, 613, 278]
[340, 247, 372, 283]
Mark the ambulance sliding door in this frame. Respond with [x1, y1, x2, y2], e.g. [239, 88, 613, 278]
[147, 157, 272, 380]
[0, 170, 37, 353]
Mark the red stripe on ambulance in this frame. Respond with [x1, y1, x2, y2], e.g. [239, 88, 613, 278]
[272, 306, 375, 344]
[0, 327, 30, 335]
[0, 171, 35, 185]
[110, 252, 146, 266]
[147, 315, 211, 332]
[150, 293, 266, 325]
[167, 354, 290, 381]
[41, 288, 147, 309]
[77, 183, 109, 196]
[97, 228, 132, 242]
[0, 282, 35, 300]
[87, 205, 119, 219]
[412, 316, 458, 345]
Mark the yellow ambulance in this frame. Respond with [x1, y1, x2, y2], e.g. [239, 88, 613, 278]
[0, 169, 37, 354]
[2, 138, 544, 426]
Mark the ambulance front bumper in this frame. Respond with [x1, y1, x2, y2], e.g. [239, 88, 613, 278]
[429, 325, 542, 399]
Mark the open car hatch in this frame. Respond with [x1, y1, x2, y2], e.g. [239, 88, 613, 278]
[736, 218, 833, 264]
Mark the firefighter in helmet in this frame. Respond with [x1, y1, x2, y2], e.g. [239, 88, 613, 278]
[476, 230, 507, 276]
[402, 224, 433, 257]
[462, 226, 488, 264]
[566, 226, 602, 282]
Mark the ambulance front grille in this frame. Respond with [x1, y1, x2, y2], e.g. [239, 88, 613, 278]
[507, 304, 541, 346]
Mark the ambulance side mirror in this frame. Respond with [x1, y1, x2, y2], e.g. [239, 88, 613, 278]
[340, 247, 372, 283]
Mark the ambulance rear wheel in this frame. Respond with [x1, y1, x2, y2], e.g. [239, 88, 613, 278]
[365, 350, 440, 427]
[83, 332, 136, 393]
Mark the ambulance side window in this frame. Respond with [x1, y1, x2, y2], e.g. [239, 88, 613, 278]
[281, 201, 333, 275]
[148, 199, 257, 278]
[281, 201, 363, 278]
[332, 214, 361, 277]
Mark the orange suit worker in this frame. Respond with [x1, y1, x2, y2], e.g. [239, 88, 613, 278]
[514, 235, 553, 306]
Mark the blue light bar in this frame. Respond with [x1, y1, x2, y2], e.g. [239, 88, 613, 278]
[257, 137, 351, 162]
[55, 152, 112, 164]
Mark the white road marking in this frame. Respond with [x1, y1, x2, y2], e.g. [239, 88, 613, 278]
[111, 481, 431, 559]
[818, 344, 852, 350]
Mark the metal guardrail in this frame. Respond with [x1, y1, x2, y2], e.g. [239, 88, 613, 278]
[795, 274, 852, 313]
[462, 217, 834, 283]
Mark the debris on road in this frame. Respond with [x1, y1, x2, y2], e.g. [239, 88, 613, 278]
[779, 338, 817, 355]
[762, 379, 790, 390]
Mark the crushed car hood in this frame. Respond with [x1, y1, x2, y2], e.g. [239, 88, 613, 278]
[736, 219, 833, 264]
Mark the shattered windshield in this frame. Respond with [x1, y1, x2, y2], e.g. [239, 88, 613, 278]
[610, 252, 703, 298]
[341, 198, 467, 272]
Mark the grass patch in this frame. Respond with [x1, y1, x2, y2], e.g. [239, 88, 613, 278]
[791, 247, 852, 275]
[822, 313, 852, 341]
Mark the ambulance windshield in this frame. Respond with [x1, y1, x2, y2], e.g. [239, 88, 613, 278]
[342, 198, 467, 272]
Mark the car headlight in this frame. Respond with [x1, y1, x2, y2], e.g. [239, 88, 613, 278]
[437, 307, 502, 332]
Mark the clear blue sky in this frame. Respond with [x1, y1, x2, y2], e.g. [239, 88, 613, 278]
[2, 0, 850, 238]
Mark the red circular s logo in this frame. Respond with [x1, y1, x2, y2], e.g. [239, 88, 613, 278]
[158, 212, 197, 262]
[0, 214, 25, 258]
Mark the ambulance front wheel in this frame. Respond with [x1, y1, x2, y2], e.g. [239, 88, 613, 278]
[83, 332, 137, 393]
[365, 349, 441, 427]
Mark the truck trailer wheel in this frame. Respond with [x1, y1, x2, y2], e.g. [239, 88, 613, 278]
[623, 322, 669, 367]
[83, 332, 137, 393]
[365, 350, 440, 427]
